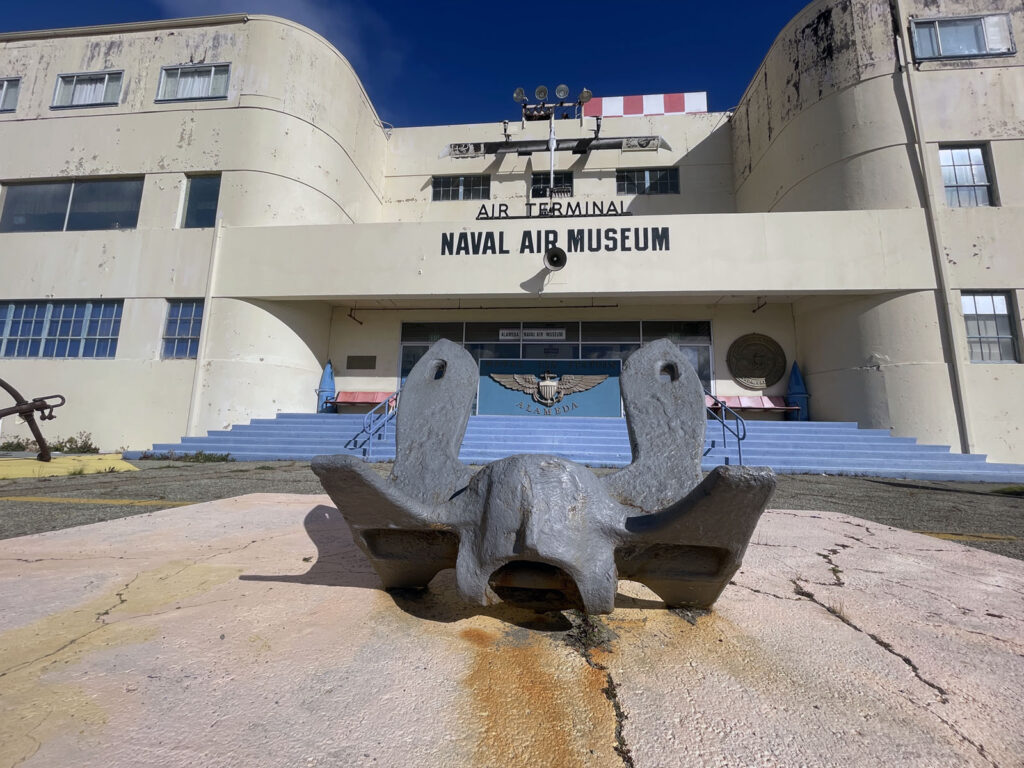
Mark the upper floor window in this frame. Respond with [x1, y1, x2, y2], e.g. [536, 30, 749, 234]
[531, 171, 573, 199]
[961, 293, 1019, 363]
[0, 178, 144, 233]
[939, 146, 993, 207]
[181, 174, 221, 228]
[616, 167, 679, 195]
[53, 71, 122, 108]
[158, 64, 230, 101]
[911, 15, 1014, 60]
[0, 300, 123, 358]
[432, 175, 490, 201]
[0, 78, 20, 112]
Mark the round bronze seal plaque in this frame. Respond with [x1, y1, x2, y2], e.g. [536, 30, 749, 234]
[726, 333, 786, 390]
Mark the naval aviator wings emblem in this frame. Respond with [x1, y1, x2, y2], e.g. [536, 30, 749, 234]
[490, 371, 608, 407]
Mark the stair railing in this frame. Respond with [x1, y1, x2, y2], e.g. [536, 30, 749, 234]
[360, 389, 400, 462]
[705, 391, 747, 466]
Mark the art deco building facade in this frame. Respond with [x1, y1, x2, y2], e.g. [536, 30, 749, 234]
[0, 0, 1021, 462]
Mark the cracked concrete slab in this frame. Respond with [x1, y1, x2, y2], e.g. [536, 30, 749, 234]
[0, 494, 1021, 767]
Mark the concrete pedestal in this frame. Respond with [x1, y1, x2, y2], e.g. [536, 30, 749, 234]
[0, 494, 1020, 767]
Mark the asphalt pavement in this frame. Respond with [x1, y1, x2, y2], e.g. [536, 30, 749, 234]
[0, 459, 1021, 559]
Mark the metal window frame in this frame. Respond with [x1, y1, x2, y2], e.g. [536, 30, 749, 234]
[530, 170, 574, 199]
[0, 77, 19, 112]
[961, 291, 1020, 364]
[161, 299, 204, 359]
[938, 144, 996, 208]
[615, 167, 679, 196]
[431, 174, 491, 201]
[0, 300, 123, 359]
[910, 14, 1016, 60]
[51, 70, 124, 109]
[155, 63, 231, 103]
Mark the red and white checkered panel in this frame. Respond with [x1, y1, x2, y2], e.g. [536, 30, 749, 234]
[583, 92, 708, 118]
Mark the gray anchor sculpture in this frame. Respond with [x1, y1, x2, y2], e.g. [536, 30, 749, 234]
[312, 338, 775, 614]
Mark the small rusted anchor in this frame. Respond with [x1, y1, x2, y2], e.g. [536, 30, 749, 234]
[0, 377, 66, 462]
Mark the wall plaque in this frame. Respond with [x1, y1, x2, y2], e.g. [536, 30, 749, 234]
[726, 334, 786, 390]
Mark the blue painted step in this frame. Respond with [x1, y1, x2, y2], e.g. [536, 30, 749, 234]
[125, 412, 1024, 483]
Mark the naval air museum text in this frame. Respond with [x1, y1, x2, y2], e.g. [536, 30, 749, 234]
[441, 226, 670, 255]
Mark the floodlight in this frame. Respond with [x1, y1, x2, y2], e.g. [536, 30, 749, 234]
[555, 84, 569, 100]
[513, 87, 526, 103]
[578, 88, 593, 104]
[535, 85, 548, 101]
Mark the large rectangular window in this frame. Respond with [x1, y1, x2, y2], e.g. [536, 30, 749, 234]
[181, 175, 221, 228]
[616, 167, 679, 195]
[157, 64, 230, 101]
[432, 175, 490, 201]
[52, 71, 123, 108]
[939, 146, 993, 207]
[531, 171, 573, 199]
[0, 178, 144, 232]
[0, 301, 123, 358]
[912, 15, 1014, 60]
[162, 300, 203, 359]
[962, 293, 1019, 363]
[0, 78, 20, 112]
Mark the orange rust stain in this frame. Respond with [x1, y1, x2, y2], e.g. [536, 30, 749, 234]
[459, 627, 499, 648]
[461, 627, 620, 768]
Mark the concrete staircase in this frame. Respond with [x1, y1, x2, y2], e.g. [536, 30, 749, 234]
[125, 412, 1024, 483]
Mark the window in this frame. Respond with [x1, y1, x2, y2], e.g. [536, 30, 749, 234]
[531, 171, 573, 199]
[616, 168, 679, 195]
[0, 78, 19, 112]
[0, 178, 144, 232]
[912, 15, 1014, 60]
[962, 293, 1018, 363]
[157, 64, 230, 101]
[162, 300, 203, 359]
[939, 146, 993, 207]
[0, 301, 123, 358]
[52, 71, 122, 108]
[432, 175, 490, 201]
[182, 175, 221, 228]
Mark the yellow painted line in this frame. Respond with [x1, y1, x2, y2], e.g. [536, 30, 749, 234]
[914, 531, 1017, 543]
[0, 495, 191, 508]
[0, 454, 138, 479]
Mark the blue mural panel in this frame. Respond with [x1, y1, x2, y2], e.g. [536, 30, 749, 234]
[479, 359, 621, 417]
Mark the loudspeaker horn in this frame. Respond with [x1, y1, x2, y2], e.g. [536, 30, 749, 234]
[543, 246, 567, 271]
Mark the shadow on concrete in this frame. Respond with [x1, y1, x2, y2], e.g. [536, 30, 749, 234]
[239, 504, 378, 589]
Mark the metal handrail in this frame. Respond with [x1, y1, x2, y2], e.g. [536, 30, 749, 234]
[704, 391, 747, 466]
[361, 390, 400, 462]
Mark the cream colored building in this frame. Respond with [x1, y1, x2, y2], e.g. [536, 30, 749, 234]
[0, 0, 1021, 462]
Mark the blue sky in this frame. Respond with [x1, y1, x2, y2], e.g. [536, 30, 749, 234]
[4, 0, 812, 126]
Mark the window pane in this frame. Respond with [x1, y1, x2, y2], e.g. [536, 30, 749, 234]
[954, 164, 974, 185]
[65, 178, 143, 230]
[0, 183, 73, 232]
[581, 321, 641, 342]
[182, 175, 221, 228]
[162, 300, 203, 359]
[400, 322, 462, 343]
[974, 186, 990, 206]
[159, 68, 180, 99]
[914, 22, 939, 57]
[642, 321, 711, 343]
[975, 295, 995, 314]
[71, 75, 106, 105]
[465, 322, 508, 342]
[103, 72, 122, 104]
[938, 18, 986, 55]
[580, 343, 640, 360]
[992, 294, 1008, 313]
[464, 343, 520, 361]
[522, 343, 578, 359]
[998, 338, 1016, 361]
[400, 345, 429, 378]
[0, 79, 19, 111]
[211, 65, 230, 97]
